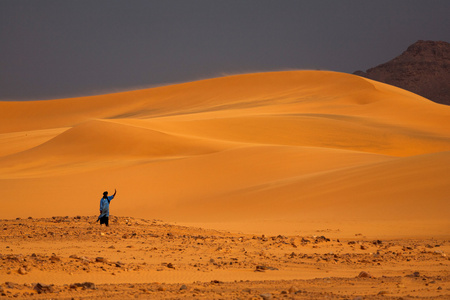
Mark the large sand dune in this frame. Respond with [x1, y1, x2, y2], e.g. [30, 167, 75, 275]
[1, 71, 449, 237]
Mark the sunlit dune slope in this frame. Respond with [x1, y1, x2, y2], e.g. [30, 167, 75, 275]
[0, 71, 449, 236]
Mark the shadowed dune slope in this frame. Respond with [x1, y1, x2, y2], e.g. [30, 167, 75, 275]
[0, 71, 449, 236]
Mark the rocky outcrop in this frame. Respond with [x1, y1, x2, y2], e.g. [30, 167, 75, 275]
[354, 40, 450, 105]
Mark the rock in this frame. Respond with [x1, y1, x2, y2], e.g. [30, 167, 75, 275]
[69, 254, 79, 259]
[288, 286, 297, 294]
[79, 256, 92, 263]
[49, 254, 61, 262]
[167, 263, 175, 269]
[96, 257, 109, 263]
[211, 280, 223, 284]
[360, 245, 368, 250]
[115, 261, 124, 268]
[34, 283, 53, 294]
[357, 271, 373, 278]
[70, 282, 96, 290]
[18, 267, 27, 275]
[353, 40, 450, 105]
[407, 271, 421, 277]
[180, 284, 187, 290]
[260, 293, 272, 300]
[5, 282, 19, 289]
[301, 237, 311, 244]
[314, 236, 330, 243]
[255, 265, 278, 271]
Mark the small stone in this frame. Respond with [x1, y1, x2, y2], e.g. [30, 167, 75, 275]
[357, 271, 372, 278]
[115, 261, 124, 268]
[180, 284, 187, 290]
[96, 257, 109, 263]
[288, 286, 297, 294]
[211, 280, 223, 284]
[260, 293, 272, 300]
[18, 267, 27, 275]
[70, 282, 96, 290]
[167, 263, 175, 269]
[34, 283, 53, 294]
[255, 265, 278, 271]
[49, 255, 61, 262]
[157, 286, 166, 291]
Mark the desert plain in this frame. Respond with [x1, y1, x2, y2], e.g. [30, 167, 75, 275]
[0, 71, 449, 299]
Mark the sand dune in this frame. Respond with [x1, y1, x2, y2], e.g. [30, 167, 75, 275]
[0, 70, 449, 238]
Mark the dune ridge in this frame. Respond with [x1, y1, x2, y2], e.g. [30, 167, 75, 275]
[0, 70, 449, 237]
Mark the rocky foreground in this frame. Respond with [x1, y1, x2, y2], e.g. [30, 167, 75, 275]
[0, 216, 448, 299]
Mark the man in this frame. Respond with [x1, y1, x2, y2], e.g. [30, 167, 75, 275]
[98, 189, 116, 226]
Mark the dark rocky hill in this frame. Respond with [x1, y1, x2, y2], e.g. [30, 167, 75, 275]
[354, 40, 450, 105]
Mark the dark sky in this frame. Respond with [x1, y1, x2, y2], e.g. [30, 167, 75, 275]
[1, 0, 449, 101]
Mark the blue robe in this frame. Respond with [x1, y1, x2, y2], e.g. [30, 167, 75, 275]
[99, 195, 115, 219]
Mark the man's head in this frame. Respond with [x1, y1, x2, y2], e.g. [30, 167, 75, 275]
[103, 191, 108, 197]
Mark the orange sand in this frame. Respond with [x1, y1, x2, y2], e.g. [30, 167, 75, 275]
[0, 70, 449, 238]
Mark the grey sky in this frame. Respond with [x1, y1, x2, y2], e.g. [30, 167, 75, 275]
[1, 0, 449, 101]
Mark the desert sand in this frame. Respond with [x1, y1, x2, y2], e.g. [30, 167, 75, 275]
[0, 70, 449, 298]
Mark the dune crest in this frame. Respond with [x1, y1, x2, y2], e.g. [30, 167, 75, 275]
[0, 70, 449, 237]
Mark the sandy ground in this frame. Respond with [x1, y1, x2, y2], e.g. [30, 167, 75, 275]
[0, 216, 449, 299]
[1, 70, 450, 298]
